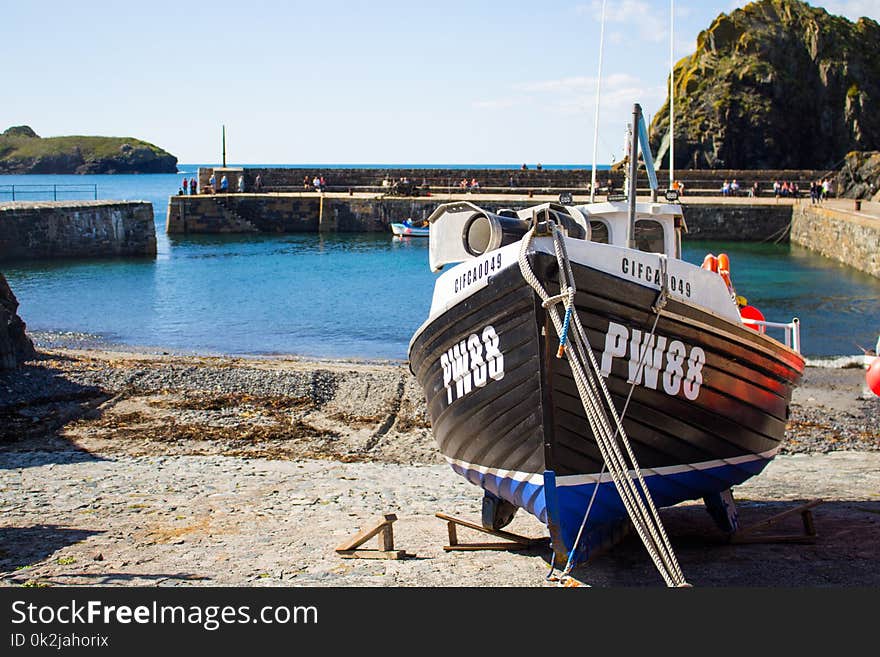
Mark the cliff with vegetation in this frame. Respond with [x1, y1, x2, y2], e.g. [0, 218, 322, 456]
[650, 0, 880, 170]
[0, 126, 178, 174]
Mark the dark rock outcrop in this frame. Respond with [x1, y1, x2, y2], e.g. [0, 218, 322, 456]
[0, 126, 178, 174]
[0, 274, 36, 369]
[650, 0, 880, 170]
[836, 151, 880, 200]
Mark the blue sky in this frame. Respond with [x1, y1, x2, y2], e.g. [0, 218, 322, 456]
[3, 0, 878, 165]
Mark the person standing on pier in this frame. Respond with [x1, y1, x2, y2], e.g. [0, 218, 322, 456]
[190, 176, 197, 194]
[237, 175, 245, 193]
[220, 175, 228, 193]
[209, 173, 216, 193]
[254, 175, 262, 193]
[182, 177, 188, 195]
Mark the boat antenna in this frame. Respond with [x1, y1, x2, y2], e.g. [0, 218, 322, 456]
[222, 125, 227, 168]
[627, 103, 659, 245]
[669, 0, 675, 190]
[627, 105, 640, 249]
[590, 0, 608, 203]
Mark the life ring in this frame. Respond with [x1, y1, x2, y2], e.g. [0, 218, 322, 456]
[740, 305, 766, 333]
[701, 254, 718, 272]
[717, 253, 736, 295]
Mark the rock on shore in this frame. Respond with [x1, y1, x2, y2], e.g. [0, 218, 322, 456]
[0, 274, 35, 369]
[837, 150, 880, 201]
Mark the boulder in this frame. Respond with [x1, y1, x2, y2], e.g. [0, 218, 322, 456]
[836, 151, 880, 199]
[0, 273, 36, 369]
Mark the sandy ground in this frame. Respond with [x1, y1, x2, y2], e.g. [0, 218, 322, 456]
[1, 348, 878, 587]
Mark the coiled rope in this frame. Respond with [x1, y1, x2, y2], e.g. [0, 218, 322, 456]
[518, 220, 689, 587]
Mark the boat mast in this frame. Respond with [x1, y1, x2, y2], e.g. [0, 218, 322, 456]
[627, 104, 641, 249]
[590, 0, 608, 203]
[669, 0, 675, 189]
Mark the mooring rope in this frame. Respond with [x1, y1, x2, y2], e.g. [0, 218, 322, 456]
[518, 220, 689, 587]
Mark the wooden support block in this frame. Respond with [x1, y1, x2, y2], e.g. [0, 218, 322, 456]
[435, 512, 547, 552]
[730, 499, 823, 545]
[338, 550, 407, 560]
[336, 514, 412, 559]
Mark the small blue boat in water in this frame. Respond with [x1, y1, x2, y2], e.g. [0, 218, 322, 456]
[391, 220, 429, 237]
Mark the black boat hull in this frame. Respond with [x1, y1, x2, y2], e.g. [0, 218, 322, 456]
[408, 240, 804, 564]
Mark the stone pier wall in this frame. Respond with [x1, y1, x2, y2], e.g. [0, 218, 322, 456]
[197, 167, 826, 194]
[166, 193, 880, 278]
[167, 194, 538, 234]
[0, 201, 156, 261]
[791, 204, 880, 278]
[169, 194, 796, 241]
[680, 204, 793, 241]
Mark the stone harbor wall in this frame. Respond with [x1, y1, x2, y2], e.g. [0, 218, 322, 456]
[0, 201, 156, 261]
[681, 204, 793, 241]
[791, 204, 880, 278]
[196, 167, 826, 195]
[169, 194, 797, 241]
[0, 273, 35, 369]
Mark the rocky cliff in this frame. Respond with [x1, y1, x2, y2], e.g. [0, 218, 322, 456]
[650, 0, 880, 170]
[0, 126, 178, 174]
[0, 274, 36, 369]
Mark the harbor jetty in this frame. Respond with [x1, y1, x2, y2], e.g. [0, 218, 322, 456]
[167, 167, 880, 278]
[0, 200, 156, 261]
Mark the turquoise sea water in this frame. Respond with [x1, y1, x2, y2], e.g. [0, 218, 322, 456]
[2, 170, 879, 359]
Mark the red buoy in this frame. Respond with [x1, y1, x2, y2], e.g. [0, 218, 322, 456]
[867, 358, 880, 397]
[740, 305, 766, 333]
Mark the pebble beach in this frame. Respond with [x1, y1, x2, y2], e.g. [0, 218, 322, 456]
[1, 347, 878, 587]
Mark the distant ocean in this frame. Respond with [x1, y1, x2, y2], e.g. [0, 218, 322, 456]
[2, 167, 879, 360]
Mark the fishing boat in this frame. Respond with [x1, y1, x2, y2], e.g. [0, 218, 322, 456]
[391, 221, 429, 237]
[407, 104, 804, 584]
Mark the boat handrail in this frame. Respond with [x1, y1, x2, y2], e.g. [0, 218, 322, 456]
[741, 317, 801, 353]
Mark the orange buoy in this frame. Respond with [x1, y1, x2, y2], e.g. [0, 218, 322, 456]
[740, 305, 766, 333]
[867, 358, 880, 397]
[702, 254, 718, 272]
[717, 253, 731, 272]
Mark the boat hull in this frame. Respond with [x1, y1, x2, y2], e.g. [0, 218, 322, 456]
[408, 241, 804, 564]
[391, 223, 429, 237]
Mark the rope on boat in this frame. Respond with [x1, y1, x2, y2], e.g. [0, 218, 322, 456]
[518, 220, 689, 588]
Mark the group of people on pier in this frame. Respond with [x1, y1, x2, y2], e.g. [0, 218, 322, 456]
[181, 172, 255, 195]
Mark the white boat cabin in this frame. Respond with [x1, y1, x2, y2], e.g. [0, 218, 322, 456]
[426, 200, 685, 273]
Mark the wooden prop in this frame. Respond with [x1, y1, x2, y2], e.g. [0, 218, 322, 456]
[436, 512, 548, 551]
[336, 514, 409, 559]
[730, 499, 823, 544]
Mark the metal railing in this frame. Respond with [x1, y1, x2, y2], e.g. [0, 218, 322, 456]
[0, 184, 98, 201]
[741, 316, 801, 353]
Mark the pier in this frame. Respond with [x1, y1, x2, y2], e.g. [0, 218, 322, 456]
[0, 200, 156, 261]
[170, 166, 879, 278]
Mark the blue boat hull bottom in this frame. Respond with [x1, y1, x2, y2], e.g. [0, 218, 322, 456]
[408, 247, 803, 566]
[448, 450, 773, 564]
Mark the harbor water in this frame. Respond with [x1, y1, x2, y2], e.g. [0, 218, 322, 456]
[2, 170, 879, 360]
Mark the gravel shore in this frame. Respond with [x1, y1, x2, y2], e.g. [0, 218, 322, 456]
[1, 347, 878, 587]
